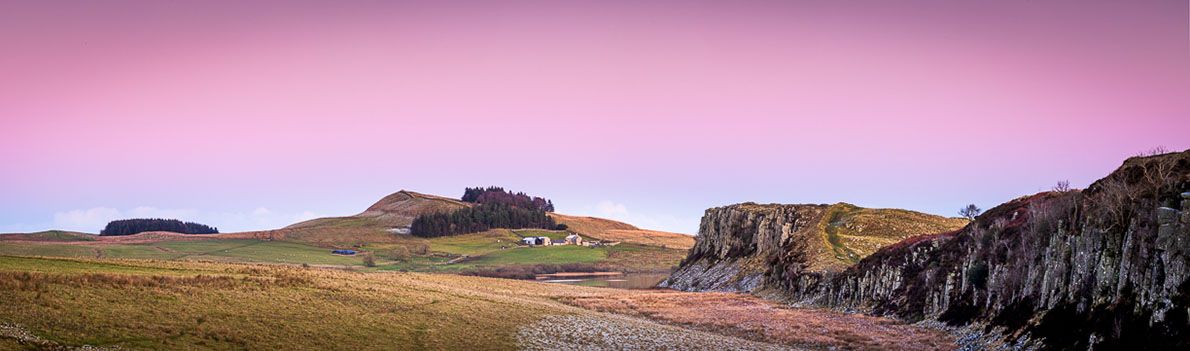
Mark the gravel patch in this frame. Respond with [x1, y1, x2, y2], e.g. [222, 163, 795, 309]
[517, 314, 797, 351]
[1, 322, 121, 351]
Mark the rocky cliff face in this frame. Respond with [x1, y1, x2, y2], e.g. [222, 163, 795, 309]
[667, 151, 1190, 350]
[661, 203, 966, 292]
[661, 204, 828, 291]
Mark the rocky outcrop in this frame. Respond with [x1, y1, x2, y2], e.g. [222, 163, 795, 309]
[668, 151, 1190, 350]
[661, 203, 967, 292]
[662, 204, 829, 291]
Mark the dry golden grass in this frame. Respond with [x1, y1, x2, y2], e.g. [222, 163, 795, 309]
[549, 213, 638, 236]
[815, 203, 968, 271]
[0, 256, 595, 350]
[549, 213, 695, 248]
[599, 229, 695, 249]
[0, 256, 956, 350]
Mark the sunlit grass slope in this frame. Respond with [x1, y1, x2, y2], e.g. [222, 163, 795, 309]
[0, 256, 601, 350]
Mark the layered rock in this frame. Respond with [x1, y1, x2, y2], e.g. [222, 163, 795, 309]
[662, 204, 828, 291]
[661, 203, 966, 291]
[668, 150, 1190, 350]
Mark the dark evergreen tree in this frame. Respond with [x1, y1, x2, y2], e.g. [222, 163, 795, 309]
[100, 218, 219, 236]
[459, 186, 554, 212]
[410, 204, 555, 238]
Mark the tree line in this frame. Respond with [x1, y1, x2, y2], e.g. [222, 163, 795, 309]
[410, 204, 555, 238]
[461, 186, 554, 212]
[100, 218, 219, 236]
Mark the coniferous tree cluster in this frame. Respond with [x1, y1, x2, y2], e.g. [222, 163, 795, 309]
[99, 218, 219, 236]
[461, 186, 554, 212]
[410, 204, 555, 238]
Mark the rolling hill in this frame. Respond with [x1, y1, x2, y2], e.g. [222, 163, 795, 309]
[549, 213, 695, 249]
[286, 190, 470, 230]
[0, 189, 693, 275]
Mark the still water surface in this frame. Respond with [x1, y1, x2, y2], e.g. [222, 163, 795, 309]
[535, 272, 670, 289]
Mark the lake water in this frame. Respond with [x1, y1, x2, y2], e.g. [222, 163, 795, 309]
[535, 272, 670, 289]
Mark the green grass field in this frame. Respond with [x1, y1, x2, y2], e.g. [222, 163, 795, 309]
[466, 245, 606, 266]
[0, 227, 685, 275]
[425, 230, 520, 256]
[510, 229, 569, 241]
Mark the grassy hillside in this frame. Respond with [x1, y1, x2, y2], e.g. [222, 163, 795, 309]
[549, 213, 695, 249]
[374, 230, 686, 275]
[0, 256, 955, 350]
[816, 203, 969, 270]
[0, 190, 690, 276]
[0, 230, 96, 242]
[287, 190, 469, 230]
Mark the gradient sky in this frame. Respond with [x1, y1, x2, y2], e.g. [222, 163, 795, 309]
[1, 0, 1187, 234]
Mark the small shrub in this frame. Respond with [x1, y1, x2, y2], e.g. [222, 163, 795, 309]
[362, 253, 376, 267]
[966, 262, 989, 289]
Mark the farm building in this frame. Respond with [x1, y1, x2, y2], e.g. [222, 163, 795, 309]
[331, 249, 357, 255]
[521, 237, 552, 246]
[564, 233, 583, 246]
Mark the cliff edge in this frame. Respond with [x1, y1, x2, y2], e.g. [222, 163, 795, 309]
[664, 150, 1189, 349]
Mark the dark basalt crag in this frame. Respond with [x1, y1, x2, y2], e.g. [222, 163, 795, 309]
[669, 150, 1190, 350]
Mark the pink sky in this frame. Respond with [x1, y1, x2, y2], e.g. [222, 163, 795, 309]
[1, 0, 1187, 234]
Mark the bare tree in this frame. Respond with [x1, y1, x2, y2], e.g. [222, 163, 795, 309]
[1140, 154, 1178, 205]
[959, 204, 982, 220]
[1053, 180, 1072, 192]
[1135, 146, 1169, 157]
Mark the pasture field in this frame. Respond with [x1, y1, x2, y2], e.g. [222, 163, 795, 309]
[0, 229, 686, 275]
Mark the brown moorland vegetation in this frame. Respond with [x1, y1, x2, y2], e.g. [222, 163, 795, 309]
[565, 291, 956, 351]
[0, 255, 955, 350]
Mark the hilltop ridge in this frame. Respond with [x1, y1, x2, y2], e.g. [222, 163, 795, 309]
[287, 190, 471, 230]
